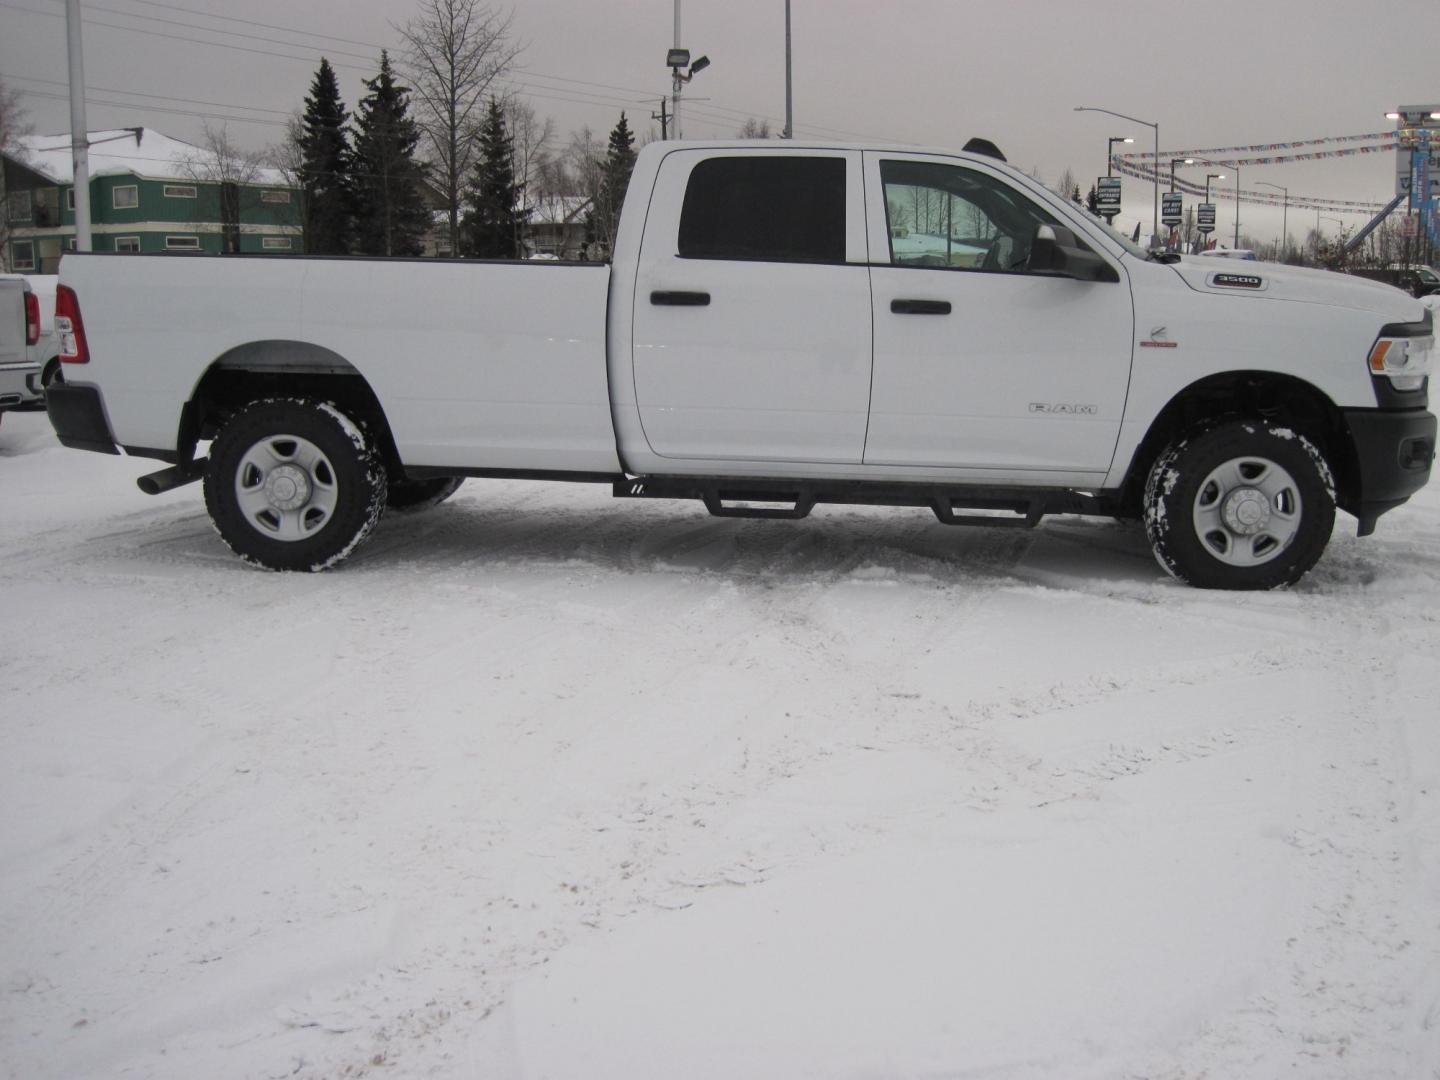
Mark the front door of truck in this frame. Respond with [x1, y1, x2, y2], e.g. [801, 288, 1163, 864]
[863, 152, 1134, 478]
[630, 148, 872, 464]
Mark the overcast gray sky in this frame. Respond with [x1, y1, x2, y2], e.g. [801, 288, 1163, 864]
[3, 0, 1438, 246]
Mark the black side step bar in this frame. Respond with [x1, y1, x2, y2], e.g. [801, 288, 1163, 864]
[614, 477, 1112, 527]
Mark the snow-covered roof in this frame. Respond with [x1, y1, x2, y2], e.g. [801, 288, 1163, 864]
[10, 128, 289, 187]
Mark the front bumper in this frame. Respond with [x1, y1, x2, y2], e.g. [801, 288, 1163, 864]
[46, 382, 120, 455]
[1340, 407, 1435, 534]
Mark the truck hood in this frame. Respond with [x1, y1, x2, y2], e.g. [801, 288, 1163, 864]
[1170, 257, 1424, 322]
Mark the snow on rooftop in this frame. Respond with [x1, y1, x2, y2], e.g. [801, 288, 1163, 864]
[12, 127, 289, 187]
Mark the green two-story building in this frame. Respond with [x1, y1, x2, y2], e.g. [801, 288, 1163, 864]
[3, 127, 303, 273]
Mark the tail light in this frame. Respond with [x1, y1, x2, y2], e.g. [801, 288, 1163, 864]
[56, 284, 89, 364]
[24, 291, 40, 346]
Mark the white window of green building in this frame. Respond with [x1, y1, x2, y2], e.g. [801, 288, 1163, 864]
[164, 235, 200, 250]
[115, 236, 141, 253]
[112, 185, 139, 209]
[10, 239, 36, 270]
[163, 184, 198, 199]
[261, 237, 292, 250]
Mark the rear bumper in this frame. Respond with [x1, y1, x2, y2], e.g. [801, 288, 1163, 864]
[1340, 407, 1435, 533]
[0, 361, 40, 410]
[46, 382, 120, 455]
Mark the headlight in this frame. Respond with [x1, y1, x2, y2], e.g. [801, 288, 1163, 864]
[1369, 333, 1433, 392]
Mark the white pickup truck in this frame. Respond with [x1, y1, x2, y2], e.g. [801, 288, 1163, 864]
[0, 274, 44, 423]
[45, 139, 1435, 589]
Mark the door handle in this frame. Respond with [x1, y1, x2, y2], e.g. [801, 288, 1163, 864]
[890, 299, 951, 315]
[651, 290, 711, 306]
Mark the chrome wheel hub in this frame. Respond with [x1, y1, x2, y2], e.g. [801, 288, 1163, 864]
[1220, 487, 1271, 535]
[1192, 455, 1303, 567]
[234, 435, 339, 542]
[262, 464, 312, 511]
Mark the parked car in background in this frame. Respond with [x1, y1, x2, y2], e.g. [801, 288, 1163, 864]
[1351, 264, 1440, 298]
[0, 274, 43, 426]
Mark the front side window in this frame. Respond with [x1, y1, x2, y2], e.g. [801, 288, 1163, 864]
[678, 156, 845, 263]
[881, 160, 1063, 272]
[112, 185, 139, 210]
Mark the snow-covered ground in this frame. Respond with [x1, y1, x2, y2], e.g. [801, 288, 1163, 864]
[2, 407, 1438, 1079]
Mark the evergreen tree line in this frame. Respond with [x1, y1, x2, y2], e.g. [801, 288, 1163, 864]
[296, 55, 637, 260]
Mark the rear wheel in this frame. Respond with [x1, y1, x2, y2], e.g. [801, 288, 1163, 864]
[204, 398, 386, 571]
[1144, 421, 1335, 590]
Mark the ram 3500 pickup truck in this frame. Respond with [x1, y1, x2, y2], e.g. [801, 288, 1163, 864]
[45, 140, 1436, 589]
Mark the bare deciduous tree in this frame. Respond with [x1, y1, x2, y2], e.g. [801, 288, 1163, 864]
[1, 76, 35, 268]
[180, 123, 267, 253]
[737, 118, 772, 139]
[397, 0, 522, 252]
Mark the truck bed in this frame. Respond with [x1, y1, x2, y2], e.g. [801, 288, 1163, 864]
[60, 253, 621, 473]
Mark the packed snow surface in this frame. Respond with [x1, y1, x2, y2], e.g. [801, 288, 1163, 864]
[1, 409, 1438, 1079]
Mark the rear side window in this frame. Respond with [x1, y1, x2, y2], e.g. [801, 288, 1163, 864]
[678, 156, 845, 263]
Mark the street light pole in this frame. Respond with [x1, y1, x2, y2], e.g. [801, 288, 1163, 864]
[1233, 163, 1241, 249]
[1077, 106, 1158, 245]
[1170, 157, 1194, 193]
[1206, 173, 1224, 202]
[1257, 181, 1287, 260]
[1107, 136, 1133, 178]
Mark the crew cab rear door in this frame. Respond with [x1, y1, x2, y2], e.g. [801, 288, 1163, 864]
[630, 148, 872, 463]
[863, 152, 1134, 478]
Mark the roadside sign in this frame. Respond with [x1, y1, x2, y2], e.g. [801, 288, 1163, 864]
[1197, 203, 1216, 234]
[1403, 214, 1419, 238]
[1161, 192, 1183, 227]
[1096, 176, 1121, 220]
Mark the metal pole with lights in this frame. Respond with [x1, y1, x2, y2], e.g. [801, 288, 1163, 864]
[1077, 106, 1159, 245]
[1206, 173, 1224, 202]
[1257, 181, 1287, 260]
[1107, 136, 1133, 177]
[1233, 163, 1241, 249]
[1170, 158, 1194, 192]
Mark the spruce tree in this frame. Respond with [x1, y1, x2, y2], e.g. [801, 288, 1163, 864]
[589, 113, 637, 254]
[460, 98, 528, 259]
[299, 58, 354, 255]
[352, 52, 430, 257]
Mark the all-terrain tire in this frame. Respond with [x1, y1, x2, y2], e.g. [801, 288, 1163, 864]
[203, 398, 387, 571]
[385, 475, 465, 513]
[1143, 421, 1335, 590]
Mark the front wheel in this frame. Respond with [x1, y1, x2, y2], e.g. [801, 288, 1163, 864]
[204, 398, 387, 571]
[386, 475, 464, 513]
[1144, 421, 1335, 590]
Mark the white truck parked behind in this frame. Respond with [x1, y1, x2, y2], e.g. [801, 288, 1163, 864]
[0, 274, 43, 425]
[45, 140, 1435, 589]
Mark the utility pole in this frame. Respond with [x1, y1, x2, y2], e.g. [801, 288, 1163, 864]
[652, 98, 669, 139]
[672, 0, 683, 139]
[783, 0, 793, 139]
[65, 0, 91, 251]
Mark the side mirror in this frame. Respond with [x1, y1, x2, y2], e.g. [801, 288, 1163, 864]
[1029, 224, 1119, 282]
